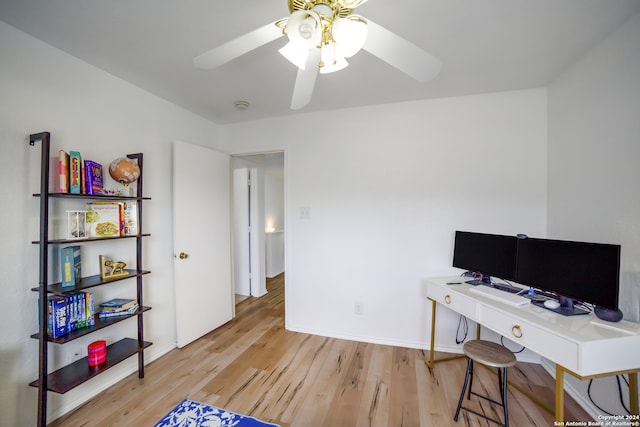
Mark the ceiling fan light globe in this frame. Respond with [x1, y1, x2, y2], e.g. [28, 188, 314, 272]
[298, 21, 315, 40]
[320, 42, 348, 74]
[279, 42, 310, 70]
[332, 17, 368, 58]
[319, 56, 348, 74]
[287, 10, 322, 49]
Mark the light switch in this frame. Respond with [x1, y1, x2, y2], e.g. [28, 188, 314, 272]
[299, 206, 311, 219]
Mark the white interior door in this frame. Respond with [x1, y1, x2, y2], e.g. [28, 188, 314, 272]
[233, 167, 262, 297]
[173, 140, 233, 348]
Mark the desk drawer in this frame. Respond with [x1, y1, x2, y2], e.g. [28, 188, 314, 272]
[429, 285, 478, 321]
[480, 306, 579, 371]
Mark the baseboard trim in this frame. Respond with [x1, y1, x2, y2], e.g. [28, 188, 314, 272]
[286, 326, 541, 363]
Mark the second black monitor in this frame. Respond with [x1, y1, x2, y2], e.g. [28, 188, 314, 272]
[515, 237, 621, 311]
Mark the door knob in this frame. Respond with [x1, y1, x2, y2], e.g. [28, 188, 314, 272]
[179, 252, 189, 259]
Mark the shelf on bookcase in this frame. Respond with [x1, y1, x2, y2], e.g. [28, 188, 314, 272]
[33, 193, 151, 201]
[30, 306, 151, 344]
[29, 338, 152, 394]
[31, 270, 151, 293]
[32, 233, 150, 245]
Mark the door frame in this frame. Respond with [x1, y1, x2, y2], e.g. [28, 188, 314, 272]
[231, 151, 285, 300]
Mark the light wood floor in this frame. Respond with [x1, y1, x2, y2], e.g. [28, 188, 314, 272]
[49, 274, 592, 426]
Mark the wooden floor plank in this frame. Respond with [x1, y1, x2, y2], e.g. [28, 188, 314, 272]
[48, 273, 593, 426]
[355, 344, 393, 427]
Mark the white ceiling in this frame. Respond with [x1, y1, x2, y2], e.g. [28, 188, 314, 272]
[1, 0, 639, 125]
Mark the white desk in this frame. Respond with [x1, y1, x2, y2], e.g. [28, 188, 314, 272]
[426, 276, 640, 421]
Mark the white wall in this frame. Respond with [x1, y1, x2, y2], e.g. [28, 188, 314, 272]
[0, 21, 221, 426]
[265, 167, 285, 232]
[220, 88, 548, 350]
[547, 12, 640, 417]
[265, 232, 285, 278]
[265, 166, 285, 277]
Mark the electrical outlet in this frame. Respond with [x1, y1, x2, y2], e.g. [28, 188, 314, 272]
[354, 302, 363, 315]
[69, 346, 83, 363]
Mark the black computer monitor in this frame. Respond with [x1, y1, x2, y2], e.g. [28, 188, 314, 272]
[515, 237, 621, 312]
[452, 231, 518, 283]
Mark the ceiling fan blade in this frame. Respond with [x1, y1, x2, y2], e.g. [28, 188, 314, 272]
[362, 19, 442, 83]
[194, 21, 284, 69]
[338, 0, 369, 8]
[290, 49, 321, 110]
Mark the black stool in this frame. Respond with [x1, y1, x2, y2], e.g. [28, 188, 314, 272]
[453, 340, 517, 427]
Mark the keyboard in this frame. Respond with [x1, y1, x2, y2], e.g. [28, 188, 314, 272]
[465, 280, 521, 294]
[468, 285, 530, 307]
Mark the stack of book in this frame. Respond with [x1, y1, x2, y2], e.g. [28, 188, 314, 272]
[57, 150, 103, 195]
[86, 201, 138, 237]
[46, 292, 95, 338]
[98, 298, 139, 318]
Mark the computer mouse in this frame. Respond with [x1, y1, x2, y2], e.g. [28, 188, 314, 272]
[543, 299, 561, 309]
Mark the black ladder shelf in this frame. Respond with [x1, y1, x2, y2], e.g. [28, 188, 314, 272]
[29, 132, 151, 427]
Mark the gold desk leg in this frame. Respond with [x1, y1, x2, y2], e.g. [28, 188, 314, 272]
[555, 365, 565, 422]
[425, 297, 471, 369]
[427, 298, 436, 369]
[630, 372, 639, 415]
[556, 367, 639, 420]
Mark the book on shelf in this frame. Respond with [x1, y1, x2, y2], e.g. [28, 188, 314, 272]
[43, 291, 95, 338]
[57, 150, 69, 193]
[86, 202, 123, 237]
[60, 246, 81, 289]
[71, 292, 95, 329]
[98, 304, 139, 318]
[84, 160, 104, 195]
[122, 201, 138, 235]
[47, 295, 68, 338]
[99, 298, 137, 312]
[85, 292, 95, 327]
[81, 158, 86, 194]
[69, 151, 83, 194]
[69, 292, 82, 331]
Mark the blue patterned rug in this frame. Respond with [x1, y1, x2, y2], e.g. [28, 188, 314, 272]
[155, 399, 280, 427]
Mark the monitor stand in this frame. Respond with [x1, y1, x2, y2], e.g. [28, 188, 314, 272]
[464, 273, 492, 286]
[533, 296, 590, 316]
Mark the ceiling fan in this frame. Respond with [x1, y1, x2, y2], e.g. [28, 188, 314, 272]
[193, 0, 442, 110]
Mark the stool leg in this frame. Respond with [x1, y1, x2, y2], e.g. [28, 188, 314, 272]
[498, 368, 504, 402]
[454, 358, 473, 422]
[467, 359, 474, 400]
[501, 367, 509, 427]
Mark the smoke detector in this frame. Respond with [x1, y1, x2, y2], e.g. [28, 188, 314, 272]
[234, 100, 250, 111]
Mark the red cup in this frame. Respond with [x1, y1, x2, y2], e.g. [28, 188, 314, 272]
[88, 340, 107, 366]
